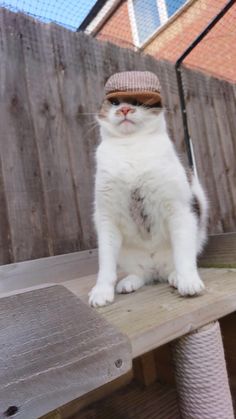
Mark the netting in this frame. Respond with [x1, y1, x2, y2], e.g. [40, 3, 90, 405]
[0, 0, 235, 261]
[1, 0, 235, 82]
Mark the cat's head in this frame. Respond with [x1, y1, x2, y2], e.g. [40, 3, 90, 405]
[97, 96, 163, 137]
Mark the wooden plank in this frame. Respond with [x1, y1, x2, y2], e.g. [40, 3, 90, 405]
[0, 157, 12, 264]
[57, 371, 132, 419]
[19, 14, 84, 255]
[0, 285, 131, 419]
[183, 68, 236, 233]
[199, 233, 236, 268]
[50, 28, 98, 250]
[78, 380, 180, 419]
[62, 268, 236, 358]
[220, 312, 236, 417]
[220, 312, 236, 381]
[183, 69, 222, 233]
[133, 352, 157, 386]
[0, 10, 50, 262]
[213, 78, 236, 218]
[0, 231, 234, 294]
[154, 344, 175, 386]
[0, 249, 98, 294]
[1, 230, 235, 292]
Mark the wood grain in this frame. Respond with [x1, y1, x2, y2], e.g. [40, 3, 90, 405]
[0, 9, 164, 265]
[0, 10, 50, 262]
[0, 249, 98, 294]
[182, 67, 236, 233]
[58, 371, 132, 419]
[133, 352, 157, 387]
[62, 268, 236, 358]
[1, 244, 236, 358]
[0, 285, 131, 419]
[20, 16, 83, 255]
[199, 233, 236, 268]
[0, 231, 234, 295]
[0, 9, 235, 265]
[77, 380, 180, 419]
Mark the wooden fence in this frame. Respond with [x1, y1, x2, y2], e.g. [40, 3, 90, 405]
[0, 9, 235, 265]
[0, 9, 163, 264]
[158, 61, 236, 234]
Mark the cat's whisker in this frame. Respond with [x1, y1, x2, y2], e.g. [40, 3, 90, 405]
[77, 112, 98, 115]
[85, 120, 99, 129]
[84, 122, 99, 136]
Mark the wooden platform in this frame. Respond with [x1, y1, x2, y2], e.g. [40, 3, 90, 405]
[1, 252, 236, 358]
[0, 285, 131, 419]
[64, 268, 236, 358]
[0, 250, 236, 417]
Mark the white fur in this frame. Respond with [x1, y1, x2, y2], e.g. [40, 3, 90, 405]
[89, 103, 208, 307]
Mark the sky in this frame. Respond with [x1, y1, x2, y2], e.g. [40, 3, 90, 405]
[0, 0, 97, 30]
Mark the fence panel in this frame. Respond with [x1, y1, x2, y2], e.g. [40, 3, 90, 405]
[0, 8, 235, 265]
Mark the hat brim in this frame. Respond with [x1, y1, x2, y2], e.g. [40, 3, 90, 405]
[105, 90, 161, 105]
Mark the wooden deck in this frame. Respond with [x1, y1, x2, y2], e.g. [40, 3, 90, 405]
[64, 268, 236, 358]
[1, 250, 236, 359]
[0, 250, 236, 417]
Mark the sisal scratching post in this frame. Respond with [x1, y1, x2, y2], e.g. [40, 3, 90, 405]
[172, 321, 234, 419]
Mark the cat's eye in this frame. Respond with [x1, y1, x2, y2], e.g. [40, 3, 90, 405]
[144, 102, 162, 109]
[152, 102, 162, 108]
[130, 99, 142, 106]
[108, 98, 120, 106]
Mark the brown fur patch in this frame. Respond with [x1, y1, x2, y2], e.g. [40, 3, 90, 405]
[130, 188, 151, 234]
[185, 167, 194, 184]
[192, 195, 201, 220]
[98, 100, 112, 119]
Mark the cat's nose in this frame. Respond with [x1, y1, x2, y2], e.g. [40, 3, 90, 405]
[119, 106, 133, 116]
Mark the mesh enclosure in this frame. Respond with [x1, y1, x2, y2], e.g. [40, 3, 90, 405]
[1, 0, 235, 82]
[0, 0, 235, 262]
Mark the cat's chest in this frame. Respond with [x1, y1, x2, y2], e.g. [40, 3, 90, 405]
[97, 165, 163, 219]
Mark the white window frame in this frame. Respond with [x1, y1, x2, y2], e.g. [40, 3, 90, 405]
[128, 0, 193, 49]
[85, 0, 121, 35]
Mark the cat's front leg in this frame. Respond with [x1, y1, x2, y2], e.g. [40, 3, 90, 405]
[168, 206, 205, 296]
[89, 219, 122, 307]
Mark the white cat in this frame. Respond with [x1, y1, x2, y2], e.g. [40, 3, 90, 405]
[89, 97, 208, 307]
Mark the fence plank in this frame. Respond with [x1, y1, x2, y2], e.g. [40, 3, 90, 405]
[0, 10, 50, 262]
[20, 16, 84, 255]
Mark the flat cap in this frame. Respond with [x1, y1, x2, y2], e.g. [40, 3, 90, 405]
[105, 71, 161, 105]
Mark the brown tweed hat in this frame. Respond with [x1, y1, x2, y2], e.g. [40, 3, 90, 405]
[105, 71, 161, 105]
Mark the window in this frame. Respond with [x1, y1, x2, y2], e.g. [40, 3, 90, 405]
[132, 0, 187, 45]
[133, 0, 160, 44]
[166, 0, 186, 17]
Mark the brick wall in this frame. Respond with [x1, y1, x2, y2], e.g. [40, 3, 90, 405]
[96, 1, 134, 49]
[144, 0, 236, 83]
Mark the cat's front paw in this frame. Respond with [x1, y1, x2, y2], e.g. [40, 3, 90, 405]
[89, 284, 114, 307]
[168, 270, 205, 296]
[116, 274, 145, 294]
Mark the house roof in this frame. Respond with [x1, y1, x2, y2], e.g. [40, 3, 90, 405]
[78, 0, 124, 33]
[78, 0, 107, 31]
[78, 0, 236, 82]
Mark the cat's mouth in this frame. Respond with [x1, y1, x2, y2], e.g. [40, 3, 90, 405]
[119, 118, 135, 125]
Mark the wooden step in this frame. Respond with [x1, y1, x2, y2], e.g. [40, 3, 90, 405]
[0, 285, 131, 419]
[0, 249, 236, 417]
[62, 268, 236, 357]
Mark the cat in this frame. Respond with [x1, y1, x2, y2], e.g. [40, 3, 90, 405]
[89, 96, 208, 307]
